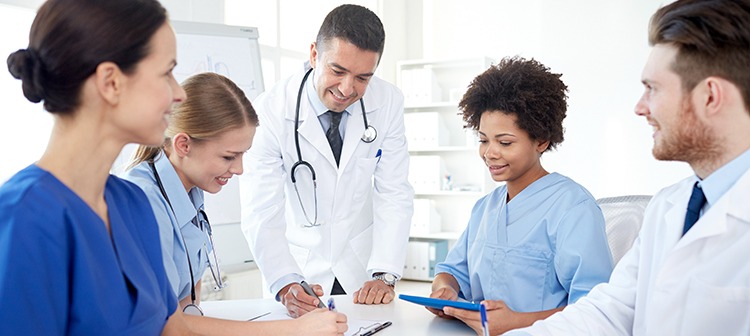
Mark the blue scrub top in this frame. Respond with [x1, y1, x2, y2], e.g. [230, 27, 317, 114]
[435, 173, 614, 313]
[0, 165, 177, 335]
[121, 154, 211, 301]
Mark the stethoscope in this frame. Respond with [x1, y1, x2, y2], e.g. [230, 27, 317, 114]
[291, 68, 377, 228]
[150, 161, 226, 316]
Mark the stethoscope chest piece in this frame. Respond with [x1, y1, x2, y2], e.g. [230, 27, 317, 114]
[362, 125, 377, 143]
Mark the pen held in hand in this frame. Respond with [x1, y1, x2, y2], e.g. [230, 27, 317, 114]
[300, 281, 326, 308]
[480, 303, 490, 336]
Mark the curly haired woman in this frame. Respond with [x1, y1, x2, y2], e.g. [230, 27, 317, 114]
[427, 57, 614, 335]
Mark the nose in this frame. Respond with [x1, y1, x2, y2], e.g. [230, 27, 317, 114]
[229, 156, 244, 176]
[172, 77, 186, 103]
[481, 141, 500, 161]
[634, 92, 649, 117]
[339, 75, 355, 97]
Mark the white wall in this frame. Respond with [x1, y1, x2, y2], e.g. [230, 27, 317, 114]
[1, 0, 694, 197]
[420, 0, 692, 199]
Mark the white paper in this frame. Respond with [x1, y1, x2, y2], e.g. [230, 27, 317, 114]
[250, 312, 387, 336]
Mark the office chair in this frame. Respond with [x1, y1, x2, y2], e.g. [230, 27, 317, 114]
[596, 195, 652, 265]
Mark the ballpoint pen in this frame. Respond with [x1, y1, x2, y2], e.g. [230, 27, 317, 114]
[480, 303, 490, 336]
[327, 297, 337, 312]
[300, 281, 326, 308]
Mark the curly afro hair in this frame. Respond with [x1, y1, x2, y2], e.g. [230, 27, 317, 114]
[459, 56, 568, 153]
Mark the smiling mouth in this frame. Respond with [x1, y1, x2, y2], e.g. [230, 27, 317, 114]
[330, 90, 353, 101]
[217, 177, 229, 183]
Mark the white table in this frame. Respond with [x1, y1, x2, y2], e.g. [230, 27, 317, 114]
[201, 294, 476, 335]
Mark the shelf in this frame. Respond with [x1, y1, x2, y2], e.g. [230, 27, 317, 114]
[409, 146, 478, 153]
[397, 56, 495, 69]
[404, 101, 459, 109]
[409, 231, 463, 240]
[415, 190, 484, 196]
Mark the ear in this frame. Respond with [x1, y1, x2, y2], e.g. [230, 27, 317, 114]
[310, 42, 318, 69]
[94, 62, 123, 106]
[172, 133, 192, 157]
[700, 76, 725, 118]
[536, 140, 550, 153]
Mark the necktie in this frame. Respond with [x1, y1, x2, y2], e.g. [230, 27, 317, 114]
[683, 182, 706, 236]
[326, 111, 343, 166]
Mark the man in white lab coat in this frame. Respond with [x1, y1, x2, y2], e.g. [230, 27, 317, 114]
[239, 4, 413, 317]
[444, 0, 750, 335]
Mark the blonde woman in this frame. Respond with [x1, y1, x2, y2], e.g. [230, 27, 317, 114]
[123, 72, 346, 335]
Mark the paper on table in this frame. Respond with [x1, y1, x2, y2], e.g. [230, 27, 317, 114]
[250, 312, 386, 336]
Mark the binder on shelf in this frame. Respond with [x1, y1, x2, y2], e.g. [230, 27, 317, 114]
[403, 240, 449, 281]
[408, 155, 449, 193]
[401, 67, 442, 106]
[404, 112, 451, 150]
[411, 199, 442, 237]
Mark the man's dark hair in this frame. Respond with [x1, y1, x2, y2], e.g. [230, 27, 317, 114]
[649, 0, 750, 113]
[316, 4, 385, 58]
[459, 56, 568, 153]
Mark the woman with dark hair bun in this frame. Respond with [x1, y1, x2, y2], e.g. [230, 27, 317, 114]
[1, 0, 195, 334]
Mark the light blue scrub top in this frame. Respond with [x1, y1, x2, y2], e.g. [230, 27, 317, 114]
[435, 173, 614, 313]
[122, 154, 212, 301]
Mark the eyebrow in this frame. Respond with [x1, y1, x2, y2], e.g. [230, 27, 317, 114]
[329, 62, 374, 77]
[478, 130, 516, 138]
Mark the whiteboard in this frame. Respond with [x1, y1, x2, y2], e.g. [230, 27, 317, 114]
[171, 21, 264, 228]
[113, 21, 264, 228]
[171, 20, 264, 100]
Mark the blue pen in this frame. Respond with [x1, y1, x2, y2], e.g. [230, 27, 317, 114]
[376, 148, 382, 163]
[327, 297, 337, 312]
[480, 303, 489, 336]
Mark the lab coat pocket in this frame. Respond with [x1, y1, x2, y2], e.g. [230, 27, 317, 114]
[349, 224, 374, 270]
[681, 278, 750, 335]
[352, 157, 378, 202]
[288, 243, 311, 269]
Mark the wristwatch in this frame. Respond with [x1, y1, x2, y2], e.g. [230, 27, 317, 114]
[373, 272, 397, 287]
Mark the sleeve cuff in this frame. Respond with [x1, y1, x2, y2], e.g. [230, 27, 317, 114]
[269, 273, 305, 302]
[369, 269, 402, 280]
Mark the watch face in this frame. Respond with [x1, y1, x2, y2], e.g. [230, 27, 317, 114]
[384, 273, 396, 282]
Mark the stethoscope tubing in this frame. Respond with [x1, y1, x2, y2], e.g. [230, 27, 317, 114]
[291, 67, 377, 228]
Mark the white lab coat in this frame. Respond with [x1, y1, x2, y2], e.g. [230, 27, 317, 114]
[240, 64, 414, 296]
[505, 168, 750, 336]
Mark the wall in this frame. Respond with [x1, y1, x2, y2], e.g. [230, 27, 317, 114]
[420, 0, 691, 199]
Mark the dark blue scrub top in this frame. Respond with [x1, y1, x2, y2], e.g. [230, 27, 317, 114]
[0, 165, 177, 335]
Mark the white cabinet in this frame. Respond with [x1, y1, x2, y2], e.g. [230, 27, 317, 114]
[398, 57, 498, 242]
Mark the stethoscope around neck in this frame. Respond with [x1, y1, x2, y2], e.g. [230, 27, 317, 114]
[149, 161, 226, 316]
[291, 68, 377, 228]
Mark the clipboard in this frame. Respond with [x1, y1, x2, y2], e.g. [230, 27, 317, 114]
[398, 294, 481, 311]
[351, 321, 392, 336]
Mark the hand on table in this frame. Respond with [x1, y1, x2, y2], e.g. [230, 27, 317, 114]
[352, 280, 395, 305]
[294, 308, 348, 336]
[426, 286, 459, 319]
[279, 283, 324, 318]
[443, 300, 520, 336]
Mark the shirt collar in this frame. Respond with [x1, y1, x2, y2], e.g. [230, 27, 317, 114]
[697, 147, 750, 208]
[305, 68, 353, 117]
[153, 154, 204, 228]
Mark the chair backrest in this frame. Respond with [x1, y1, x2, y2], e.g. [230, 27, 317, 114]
[596, 195, 652, 265]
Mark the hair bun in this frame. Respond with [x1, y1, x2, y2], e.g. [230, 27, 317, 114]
[7, 48, 45, 103]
